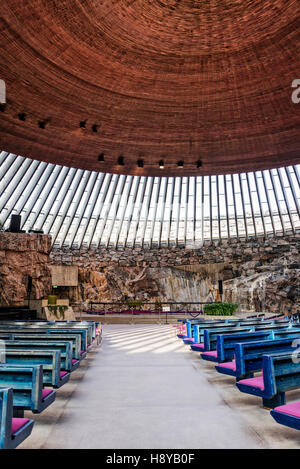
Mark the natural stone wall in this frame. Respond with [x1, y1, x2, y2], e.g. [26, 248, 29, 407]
[0, 232, 52, 306]
[1, 231, 299, 313]
[50, 234, 300, 313]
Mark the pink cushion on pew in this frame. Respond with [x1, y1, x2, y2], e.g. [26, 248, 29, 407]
[202, 351, 217, 357]
[11, 418, 30, 435]
[60, 371, 68, 378]
[274, 401, 300, 418]
[72, 359, 79, 364]
[80, 350, 85, 354]
[42, 389, 54, 400]
[238, 375, 264, 390]
[217, 360, 236, 371]
[192, 344, 204, 350]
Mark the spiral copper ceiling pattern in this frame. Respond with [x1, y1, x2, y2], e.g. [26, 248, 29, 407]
[0, 0, 299, 176]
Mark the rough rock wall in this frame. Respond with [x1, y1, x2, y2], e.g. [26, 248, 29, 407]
[1, 231, 299, 313]
[52, 264, 221, 312]
[0, 232, 52, 306]
[224, 270, 300, 314]
[50, 234, 300, 313]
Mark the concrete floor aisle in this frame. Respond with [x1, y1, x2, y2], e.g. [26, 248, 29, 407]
[19, 324, 298, 449]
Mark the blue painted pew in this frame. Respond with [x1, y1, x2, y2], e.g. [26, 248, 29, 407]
[195, 325, 258, 352]
[215, 330, 275, 363]
[184, 321, 229, 344]
[184, 318, 244, 339]
[199, 326, 256, 361]
[190, 320, 289, 348]
[4, 321, 96, 345]
[1, 340, 73, 373]
[0, 331, 82, 366]
[0, 329, 84, 364]
[180, 320, 224, 341]
[191, 323, 246, 348]
[199, 324, 295, 362]
[216, 331, 300, 379]
[3, 349, 69, 389]
[3, 320, 99, 344]
[270, 400, 300, 431]
[0, 364, 56, 416]
[0, 387, 34, 449]
[0, 325, 89, 355]
[236, 351, 300, 408]
[185, 319, 214, 339]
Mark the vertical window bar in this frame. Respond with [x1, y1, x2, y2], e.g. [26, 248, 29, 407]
[277, 168, 295, 234]
[253, 172, 267, 237]
[269, 169, 286, 234]
[87, 174, 113, 249]
[67, 171, 98, 248]
[238, 173, 248, 239]
[76, 173, 106, 248]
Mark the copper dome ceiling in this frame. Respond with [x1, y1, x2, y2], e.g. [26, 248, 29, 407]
[0, 0, 299, 176]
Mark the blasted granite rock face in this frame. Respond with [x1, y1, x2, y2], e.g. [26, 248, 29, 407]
[50, 234, 300, 313]
[1, 231, 299, 313]
[0, 232, 52, 306]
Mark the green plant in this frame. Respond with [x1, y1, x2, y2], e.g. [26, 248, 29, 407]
[47, 305, 68, 319]
[203, 302, 239, 316]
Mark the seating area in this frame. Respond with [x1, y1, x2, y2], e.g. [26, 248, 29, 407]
[0, 319, 101, 449]
[177, 316, 300, 434]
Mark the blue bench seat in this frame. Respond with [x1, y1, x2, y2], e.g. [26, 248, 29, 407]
[183, 337, 194, 344]
[271, 401, 300, 431]
[0, 387, 34, 449]
[190, 343, 205, 351]
[236, 351, 300, 408]
[215, 333, 300, 380]
[200, 350, 219, 362]
[0, 365, 56, 416]
[215, 360, 237, 376]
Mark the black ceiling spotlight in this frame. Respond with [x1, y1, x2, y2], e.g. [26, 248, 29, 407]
[38, 120, 46, 129]
[118, 155, 124, 166]
[92, 124, 98, 133]
[79, 120, 87, 128]
[137, 159, 144, 168]
[98, 153, 105, 162]
[159, 160, 164, 169]
[18, 112, 27, 121]
[177, 160, 184, 168]
[196, 160, 203, 168]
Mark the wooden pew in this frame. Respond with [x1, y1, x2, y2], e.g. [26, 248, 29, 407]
[1, 320, 96, 345]
[215, 330, 275, 363]
[0, 364, 56, 416]
[199, 326, 256, 361]
[190, 322, 247, 349]
[236, 351, 300, 408]
[216, 332, 300, 380]
[0, 387, 34, 449]
[190, 320, 290, 349]
[0, 331, 82, 366]
[3, 349, 69, 389]
[183, 317, 271, 341]
[184, 319, 221, 339]
[0, 326, 87, 360]
[0, 323, 90, 352]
